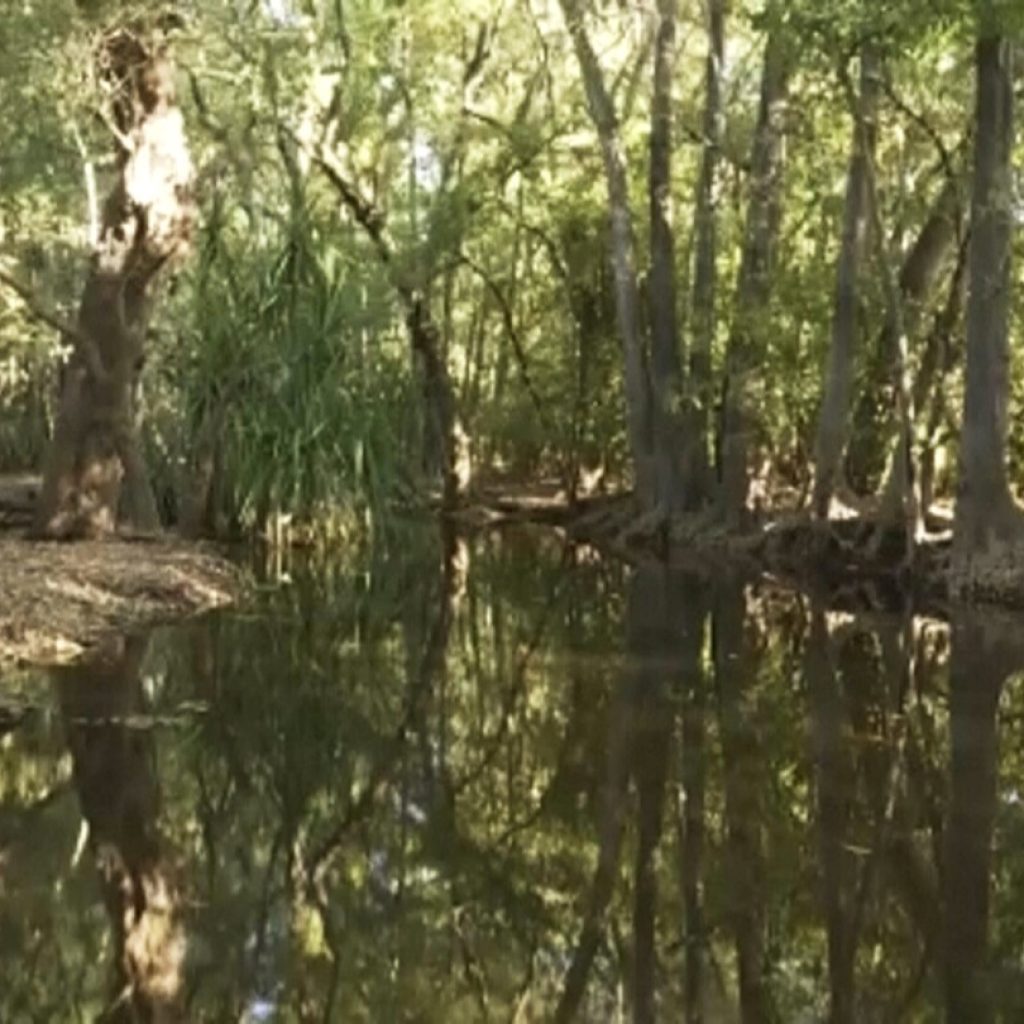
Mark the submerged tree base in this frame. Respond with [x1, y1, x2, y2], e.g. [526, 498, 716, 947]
[0, 531, 239, 666]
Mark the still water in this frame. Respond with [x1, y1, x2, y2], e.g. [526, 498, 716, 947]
[2, 525, 1023, 1022]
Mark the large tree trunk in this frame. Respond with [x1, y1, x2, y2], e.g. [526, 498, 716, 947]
[953, 36, 1021, 584]
[681, 0, 725, 511]
[647, 0, 684, 515]
[35, 24, 194, 539]
[811, 47, 878, 519]
[559, 0, 654, 505]
[719, 32, 790, 526]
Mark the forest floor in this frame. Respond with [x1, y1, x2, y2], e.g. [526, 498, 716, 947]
[0, 476, 240, 666]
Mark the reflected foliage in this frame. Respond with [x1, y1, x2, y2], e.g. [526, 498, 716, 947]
[3, 532, 1024, 1019]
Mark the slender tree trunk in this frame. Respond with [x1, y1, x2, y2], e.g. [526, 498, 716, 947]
[314, 158, 468, 507]
[35, 23, 194, 538]
[559, 0, 654, 504]
[915, 240, 969, 515]
[719, 33, 790, 525]
[953, 36, 1020, 583]
[681, 0, 725, 511]
[847, 171, 964, 493]
[811, 47, 879, 519]
[648, 0, 684, 515]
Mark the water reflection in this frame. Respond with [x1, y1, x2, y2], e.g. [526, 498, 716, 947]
[2, 527, 1024, 1020]
[55, 635, 185, 1021]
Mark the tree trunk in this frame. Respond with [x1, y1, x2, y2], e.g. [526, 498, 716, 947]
[648, 0, 684, 515]
[847, 169, 964, 494]
[719, 32, 790, 525]
[559, 0, 654, 505]
[953, 36, 1021, 581]
[34, 24, 194, 538]
[681, 0, 725, 511]
[811, 47, 879, 519]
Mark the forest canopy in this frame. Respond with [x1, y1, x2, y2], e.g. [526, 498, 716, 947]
[0, 0, 1022, 586]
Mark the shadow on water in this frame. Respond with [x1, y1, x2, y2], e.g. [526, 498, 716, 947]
[3, 525, 1024, 1020]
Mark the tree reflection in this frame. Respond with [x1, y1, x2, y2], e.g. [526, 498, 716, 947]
[943, 612, 1019, 1023]
[54, 634, 185, 1023]
[10, 531, 1024, 1019]
[714, 575, 770, 1023]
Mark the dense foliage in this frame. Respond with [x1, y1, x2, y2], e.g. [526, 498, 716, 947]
[1, 0, 1020, 543]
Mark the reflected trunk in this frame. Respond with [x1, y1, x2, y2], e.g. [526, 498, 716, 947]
[678, 576, 708, 1022]
[630, 566, 674, 1024]
[943, 614, 1010, 1023]
[714, 578, 770, 1021]
[54, 635, 185, 1022]
[805, 605, 855, 1023]
[554, 642, 631, 1023]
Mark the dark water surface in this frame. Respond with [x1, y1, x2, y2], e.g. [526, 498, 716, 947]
[2, 526, 1024, 1022]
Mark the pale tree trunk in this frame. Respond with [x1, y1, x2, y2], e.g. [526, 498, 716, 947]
[914, 240, 969, 515]
[953, 36, 1021, 582]
[648, 0, 684, 514]
[559, 0, 654, 505]
[811, 47, 879, 519]
[854, 111, 920, 553]
[719, 32, 789, 526]
[35, 23, 194, 538]
[680, 0, 725, 512]
[847, 170, 964, 493]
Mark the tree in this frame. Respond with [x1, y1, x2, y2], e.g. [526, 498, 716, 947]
[811, 44, 878, 520]
[648, 0, 685, 515]
[681, 0, 727, 511]
[34, 13, 194, 538]
[558, 0, 654, 506]
[719, 30, 790, 525]
[952, 33, 1020, 588]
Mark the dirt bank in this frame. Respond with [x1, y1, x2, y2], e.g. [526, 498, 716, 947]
[0, 535, 240, 666]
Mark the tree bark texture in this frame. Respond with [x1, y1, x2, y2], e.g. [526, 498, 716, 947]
[954, 37, 1018, 563]
[35, 25, 194, 538]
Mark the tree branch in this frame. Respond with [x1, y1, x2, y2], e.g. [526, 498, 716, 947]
[0, 270, 108, 383]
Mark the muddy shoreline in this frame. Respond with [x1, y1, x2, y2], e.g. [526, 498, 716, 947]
[0, 534, 240, 666]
